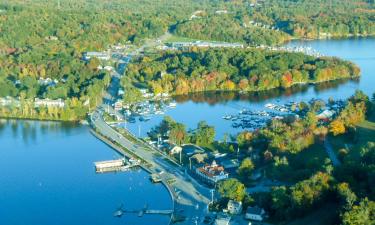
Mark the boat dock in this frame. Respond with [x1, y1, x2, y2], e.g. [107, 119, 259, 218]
[150, 173, 162, 183]
[94, 158, 140, 173]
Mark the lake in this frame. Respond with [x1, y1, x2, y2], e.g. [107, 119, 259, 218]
[125, 38, 375, 139]
[0, 120, 172, 225]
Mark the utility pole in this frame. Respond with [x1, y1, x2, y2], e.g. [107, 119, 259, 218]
[179, 149, 182, 164]
[210, 189, 215, 204]
[138, 124, 141, 137]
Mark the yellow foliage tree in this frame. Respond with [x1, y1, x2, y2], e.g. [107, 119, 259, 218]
[329, 119, 346, 136]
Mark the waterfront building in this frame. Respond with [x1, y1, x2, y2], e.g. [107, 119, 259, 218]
[34, 98, 65, 108]
[195, 160, 228, 185]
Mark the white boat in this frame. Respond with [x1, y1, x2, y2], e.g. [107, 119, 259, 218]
[168, 102, 177, 108]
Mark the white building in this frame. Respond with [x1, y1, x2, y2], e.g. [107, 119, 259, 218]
[245, 206, 266, 221]
[195, 160, 228, 185]
[214, 218, 230, 225]
[34, 98, 65, 108]
[114, 100, 123, 111]
[83, 52, 110, 61]
[227, 200, 242, 215]
[169, 145, 182, 155]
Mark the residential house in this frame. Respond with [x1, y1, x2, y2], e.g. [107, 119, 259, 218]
[316, 109, 335, 120]
[195, 160, 228, 185]
[83, 52, 110, 61]
[227, 200, 242, 215]
[245, 206, 266, 221]
[214, 214, 231, 225]
[169, 145, 182, 155]
[114, 100, 123, 111]
[34, 98, 65, 108]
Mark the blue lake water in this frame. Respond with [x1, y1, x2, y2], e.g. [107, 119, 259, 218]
[126, 38, 375, 139]
[0, 120, 172, 225]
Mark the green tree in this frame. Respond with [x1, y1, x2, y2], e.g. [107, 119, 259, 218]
[238, 157, 255, 179]
[218, 178, 246, 202]
[342, 199, 375, 225]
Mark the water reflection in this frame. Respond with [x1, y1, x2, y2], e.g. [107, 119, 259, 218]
[173, 78, 357, 105]
[0, 120, 80, 145]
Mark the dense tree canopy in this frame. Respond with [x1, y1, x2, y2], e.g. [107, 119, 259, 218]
[125, 48, 360, 96]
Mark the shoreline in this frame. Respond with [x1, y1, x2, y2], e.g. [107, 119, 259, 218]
[89, 128, 176, 225]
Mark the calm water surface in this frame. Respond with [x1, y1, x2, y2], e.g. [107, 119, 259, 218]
[0, 120, 172, 225]
[126, 38, 375, 138]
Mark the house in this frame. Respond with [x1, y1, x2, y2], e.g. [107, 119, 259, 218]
[0, 97, 16, 106]
[227, 200, 242, 214]
[114, 100, 123, 111]
[83, 52, 110, 61]
[182, 144, 205, 156]
[214, 214, 231, 225]
[195, 160, 228, 185]
[139, 89, 153, 98]
[215, 10, 228, 14]
[104, 66, 114, 71]
[169, 145, 182, 155]
[34, 98, 65, 108]
[245, 206, 266, 221]
[316, 109, 335, 120]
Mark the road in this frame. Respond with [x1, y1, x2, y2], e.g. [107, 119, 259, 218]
[323, 138, 341, 167]
[90, 31, 212, 224]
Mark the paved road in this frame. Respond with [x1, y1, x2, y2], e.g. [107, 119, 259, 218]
[323, 138, 341, 167]
[91, 32, 212, 224]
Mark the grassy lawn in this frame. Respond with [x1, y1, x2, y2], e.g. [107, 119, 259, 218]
[330, 109, 375, 159]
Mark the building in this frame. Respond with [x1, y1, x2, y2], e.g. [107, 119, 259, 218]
[245, 206, 266, 221]
[182, 144, 205, 156]
[168, 41, 244, 50]
[114, 100, 123, 111]
[34, 98, 65, 108]
[83, 52, 110, 61]
[214, 214, 231, 225]
[316, 109, 335, 120]
[227, 200, 242, 215]
[195, 160, 228, 185]
[169, 145, 182, 155]
[0, 97, 17, 106]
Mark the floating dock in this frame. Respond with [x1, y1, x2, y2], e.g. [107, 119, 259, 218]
[95, 159, 125, 173]
[95, 158, 140, 173]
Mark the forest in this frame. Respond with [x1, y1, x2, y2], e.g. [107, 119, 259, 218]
[0, 0, 213, 120]
[174, 0, 375, 44]
[124, 48, 360, 96]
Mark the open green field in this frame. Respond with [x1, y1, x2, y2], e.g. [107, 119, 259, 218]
[330, 109, 375, 159]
